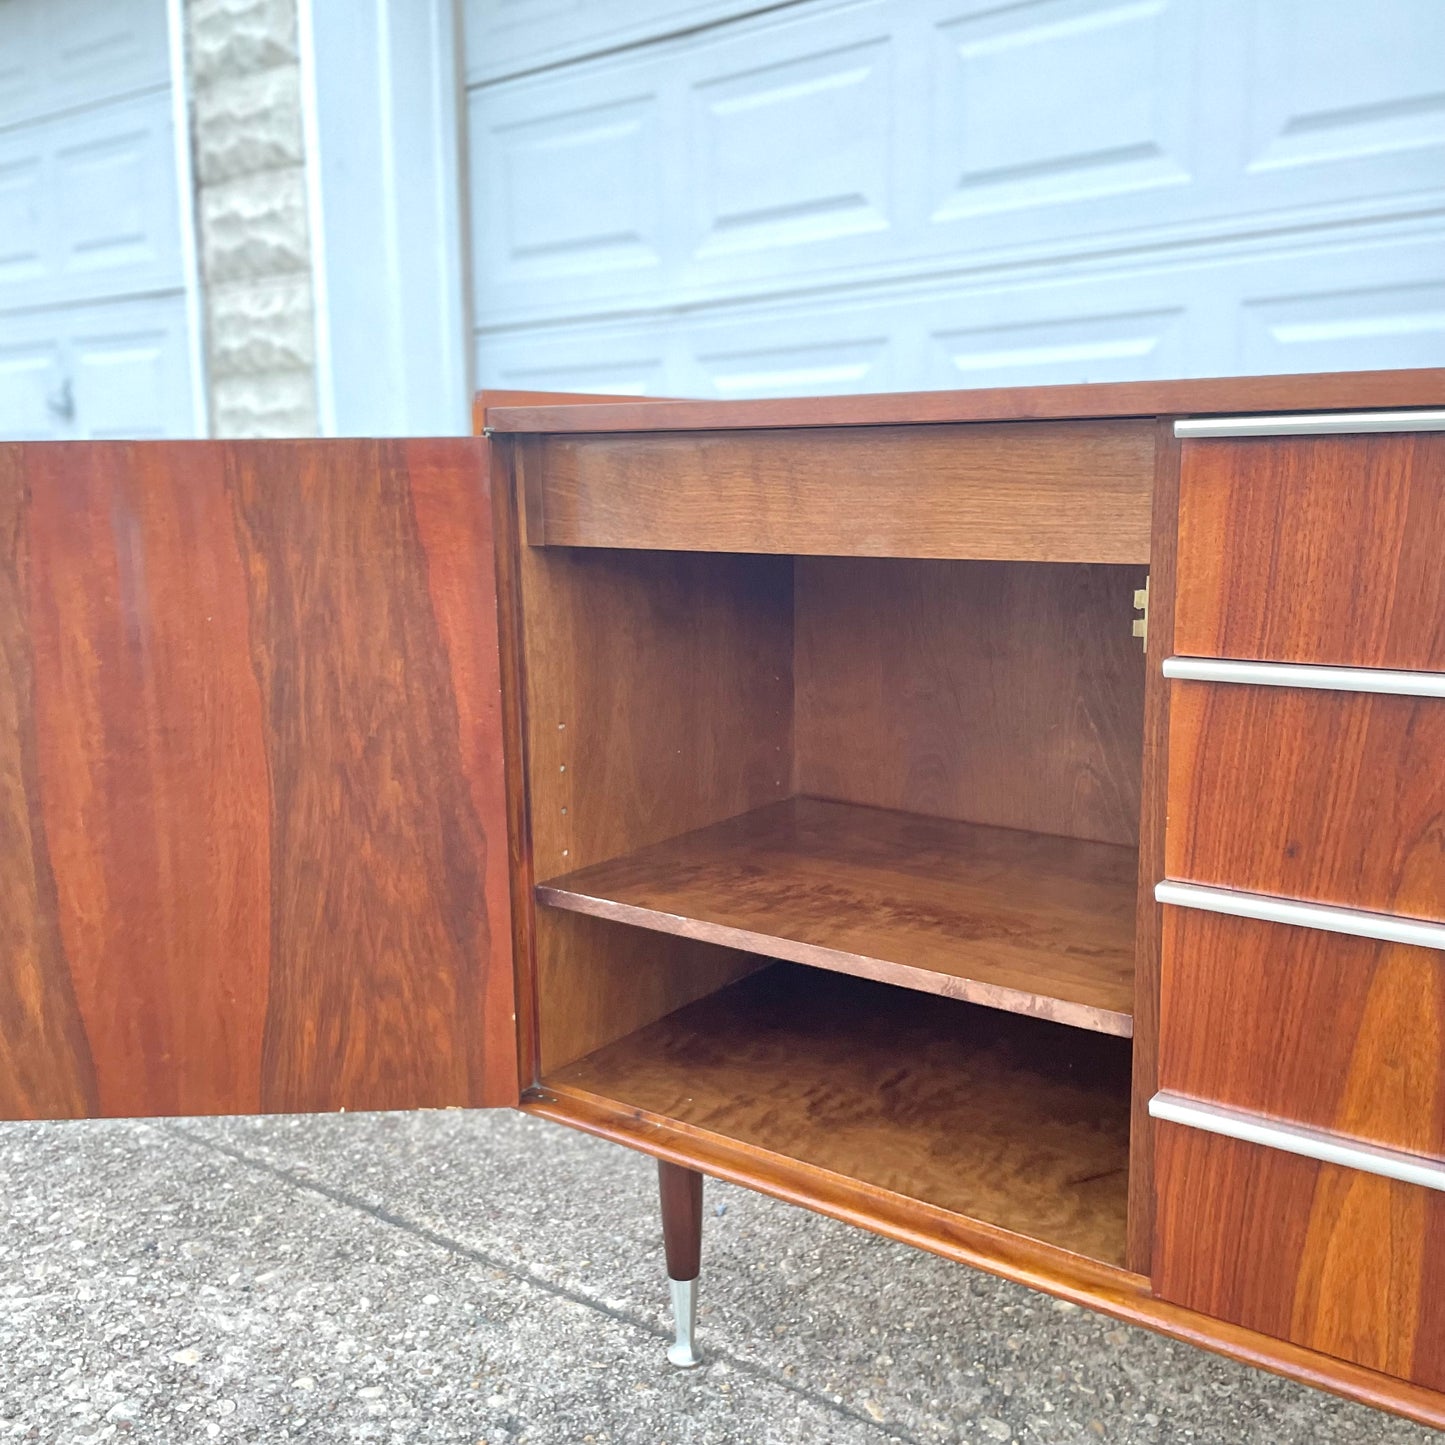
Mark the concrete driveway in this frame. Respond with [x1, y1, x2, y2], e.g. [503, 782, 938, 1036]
[1, 1110, 1427, 1443]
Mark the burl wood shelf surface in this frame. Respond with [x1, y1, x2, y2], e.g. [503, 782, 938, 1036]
[537, 797, 1137, 1037]
[548, 965, 1132, 1265]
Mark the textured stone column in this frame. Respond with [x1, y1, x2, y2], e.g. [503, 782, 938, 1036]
[185, 0, 320, 437]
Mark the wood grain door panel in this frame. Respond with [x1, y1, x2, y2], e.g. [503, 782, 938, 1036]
[1166, 681, 1445, 920]
[1160, 909, 1445, 1155]
[0, 440, 518, 1120]
[1155, 1123, 1445, 1390]
[1175, 433, 1445, 670]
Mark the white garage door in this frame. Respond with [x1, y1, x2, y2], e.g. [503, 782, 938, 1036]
[0, 0, 197, 439]
[465, 0, 1445, 398]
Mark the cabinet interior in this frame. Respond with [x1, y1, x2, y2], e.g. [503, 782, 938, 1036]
[517, 534, 1148, 1265]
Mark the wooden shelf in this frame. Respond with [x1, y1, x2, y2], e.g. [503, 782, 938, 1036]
[537, 797, 1137, 1037]
[547, 965, 1132, 1265]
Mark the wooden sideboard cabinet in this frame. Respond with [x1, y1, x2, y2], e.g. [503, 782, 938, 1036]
[3, 370, 1444, 1428]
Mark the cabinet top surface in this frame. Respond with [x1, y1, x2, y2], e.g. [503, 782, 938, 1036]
[479, 368, 1445, 436]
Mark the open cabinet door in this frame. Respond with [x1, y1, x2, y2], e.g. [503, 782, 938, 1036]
[0, 439, 518, 1120]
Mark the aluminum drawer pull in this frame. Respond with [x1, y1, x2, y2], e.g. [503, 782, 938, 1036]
[1149, 1093, 1445, 1192]
[1156, 881, 1445, 951]
[1163, 657, 1445, 698]
[1174, 409, 1445, 438]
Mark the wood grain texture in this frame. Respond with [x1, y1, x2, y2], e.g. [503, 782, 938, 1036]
[488, 435, 547, 1091]
[658, 1159, 704, 1281]
[516, 537, 792, 1071]
[521, 547, 794, 876]
[1161, 910, 1445, 1156]
[537, 796, 1137, 1036]
[1166, 682, 1445, 920]
[0, 452, 99, 1118]
[527, 1088, 1445, 1430]
[1127, 420, 1180, 1275]
[402, 440, 520, 1109]
[1155, 1124, 1445, 1390]
[527, 423, 1155, 561]
[527, 1087, 1445, 1430]
[483, 368, 1445, 435]
[0, 440, 517, 1119]
[548, 964, 1133, 1265]
[795, 558, 1146, 848]
[1176, 434, 1445, 669]
[473, 388, 679, 435]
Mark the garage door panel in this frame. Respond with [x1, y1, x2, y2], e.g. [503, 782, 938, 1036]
[474, 324, 670, 397]
[471, 0, 902, 318]
[0, 6, 32, 119]
[0, 90, 182, 313]
[1239, 279, 1445, 375]
[49, 0, 170, 96]
[0, 340, 63, 441]
[472, 80, 665, 287]
[70, 300, 193, 439]
[0, 154, 44, 287]
[0, 0, 193, 441]
[691, 34, 893, 258]
[931, 308, 1189, 388]
[927, 0, 1194, 222]
[1, 296, 193, 440]
[1246, 0, 1445, 175]
[58, 124, 161, 277]
[474, 226, 1445, 395]
[0, 0, 169, 127]
[696, 334, 895, 398]
[469, 0, 1445, 338]
[464, 0, 773, 85]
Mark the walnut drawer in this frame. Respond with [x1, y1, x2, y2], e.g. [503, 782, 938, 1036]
[1165, 679, 1445, 921]
[1159, 907, 1445, 1155]
[1153, 1121, 1445, 1390]
[1174, 432, 1445, 670]
[515, 421, 1155, 561]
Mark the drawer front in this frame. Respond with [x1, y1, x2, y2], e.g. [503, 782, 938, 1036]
[1155, 1122, 1445, 1390]
[1175, 432, 1445, 670]
[521, 421, 1155, 561]
[1166, 680, 1445, 920]
[1159, 908, 1445, 1155]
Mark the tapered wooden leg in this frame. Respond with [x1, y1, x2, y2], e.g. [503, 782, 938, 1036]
[658, 1159, 703, 1367]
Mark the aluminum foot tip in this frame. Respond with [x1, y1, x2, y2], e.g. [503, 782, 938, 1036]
[667, 1276, 700, 1368]
[666, 1340, 702, 1369]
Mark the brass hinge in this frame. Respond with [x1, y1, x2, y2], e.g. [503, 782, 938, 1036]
[1132, 577, 1149, 652]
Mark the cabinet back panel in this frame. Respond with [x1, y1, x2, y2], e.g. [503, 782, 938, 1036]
[527, 423, 1154, 561]
[519, 544, 792, 1071]
[795, 559, 1147, 848]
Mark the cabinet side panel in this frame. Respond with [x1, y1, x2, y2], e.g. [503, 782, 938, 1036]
[0, 440, 517, 1119]
[1128, 420, 1180, 1274]
[519, 543, 793, 1072]
[794, 557, 1146, 848]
